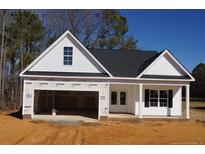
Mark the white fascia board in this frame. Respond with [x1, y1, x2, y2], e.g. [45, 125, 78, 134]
[20, 30, 113, 77]
[136, 77, 194, 82]
[163, 49, 195, 81]
[136, 49, 195, 81]
[21, 74, 194, 82]
[19, 31, 69, 77]
[109, 82, 187, 86]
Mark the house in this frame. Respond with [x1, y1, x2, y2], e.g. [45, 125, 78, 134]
[19, 30, 195, 120]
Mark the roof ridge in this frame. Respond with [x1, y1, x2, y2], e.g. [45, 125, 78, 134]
[88, 48, 158, 53]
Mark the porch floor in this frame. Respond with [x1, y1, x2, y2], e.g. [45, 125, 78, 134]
[142, 115, 183, 119]
[108, 113, 183, 120]
[108, 113, 136, 119]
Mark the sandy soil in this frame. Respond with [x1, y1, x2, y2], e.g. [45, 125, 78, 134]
[0, 112, 205, 145]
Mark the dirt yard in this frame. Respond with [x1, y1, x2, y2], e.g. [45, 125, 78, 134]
[0, 101, 205, 145]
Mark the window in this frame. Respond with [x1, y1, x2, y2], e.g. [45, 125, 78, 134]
[111, 91, 117, 105]
[145, 89, 169, 107]
[120, 92, 126, 105]
[64, 47, 73, 65]
[160, 90, 168, 107]
[150, 90, 158, 107]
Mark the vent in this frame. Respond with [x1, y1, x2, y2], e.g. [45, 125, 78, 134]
[40, 83, 48, 85]
[89, 84, 97, 87]
[25, 82, 32, 84]
[56, 83, 65, 86]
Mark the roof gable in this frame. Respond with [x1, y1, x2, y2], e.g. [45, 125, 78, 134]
[20, 31, 112, 77]
[29, 36, 104, 73]
[138, 49, 195, 81]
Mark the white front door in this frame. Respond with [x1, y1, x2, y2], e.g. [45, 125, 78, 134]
[110, 90, 128, 113]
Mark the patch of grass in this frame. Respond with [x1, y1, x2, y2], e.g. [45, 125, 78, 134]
[182, 101, 205, 122]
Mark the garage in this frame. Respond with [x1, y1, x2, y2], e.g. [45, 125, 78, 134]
[34, 90, 99, 119]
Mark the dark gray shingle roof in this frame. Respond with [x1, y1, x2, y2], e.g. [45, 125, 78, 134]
[89, 49, 160, 77]
[141, 74, 191, 79]
[24, 71, 109, 77]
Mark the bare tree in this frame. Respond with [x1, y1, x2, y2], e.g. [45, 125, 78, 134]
[0, 10, 6, 109]
[47, 10, 68, 36]
[19, 10, 24, 108]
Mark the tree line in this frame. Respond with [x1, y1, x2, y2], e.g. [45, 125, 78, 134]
[190, 63, 205, 99]
[0, 9, 138, 110]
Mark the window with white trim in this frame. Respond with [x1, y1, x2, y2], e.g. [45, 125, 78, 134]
[148, 90, 169, 107]
[64, 47, 73, 65]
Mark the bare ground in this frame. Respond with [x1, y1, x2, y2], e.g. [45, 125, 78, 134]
[0, 101, 205, 145]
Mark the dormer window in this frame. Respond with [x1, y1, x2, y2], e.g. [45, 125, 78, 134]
[64, 47, 73, 65]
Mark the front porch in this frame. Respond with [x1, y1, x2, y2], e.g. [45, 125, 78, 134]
[108, 83, 190, 119]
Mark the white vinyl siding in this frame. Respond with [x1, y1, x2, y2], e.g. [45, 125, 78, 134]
[143, 53, 186, 76]
[29, 37, 104, 73]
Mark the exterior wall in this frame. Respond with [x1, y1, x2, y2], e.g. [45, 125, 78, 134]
[144, 54, 185, 76]
[22, 80, 110, 120]
[141, 85, 182, 116]
[23, 79, 183, 119]
[29, 36, 104, 73]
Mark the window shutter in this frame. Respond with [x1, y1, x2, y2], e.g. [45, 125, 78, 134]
[168, 90, 173, 108]
[145, 89, 149, 107]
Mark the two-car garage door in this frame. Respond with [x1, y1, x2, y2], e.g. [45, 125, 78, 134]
[34, 90, 99, 119]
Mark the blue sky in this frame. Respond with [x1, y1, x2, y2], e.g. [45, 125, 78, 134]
[120, 10, 205, 72]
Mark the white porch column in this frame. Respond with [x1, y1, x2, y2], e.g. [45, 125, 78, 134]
[139, 83, 143, 118]
[186, 84, 190, 119]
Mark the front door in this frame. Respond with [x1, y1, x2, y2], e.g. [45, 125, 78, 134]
[110, 90, 128, 113]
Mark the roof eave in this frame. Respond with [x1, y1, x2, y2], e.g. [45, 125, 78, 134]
[20, 74, 195, 82]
